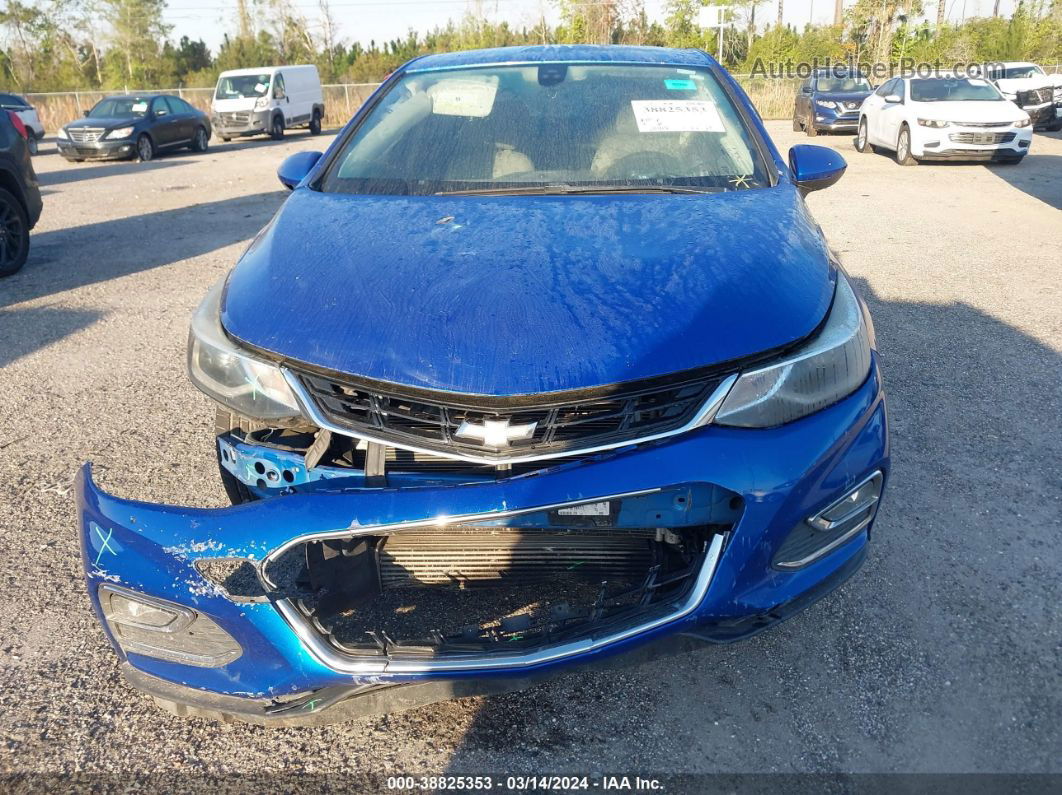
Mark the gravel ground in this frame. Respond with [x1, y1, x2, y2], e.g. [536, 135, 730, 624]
[0, 124, 1059, 783]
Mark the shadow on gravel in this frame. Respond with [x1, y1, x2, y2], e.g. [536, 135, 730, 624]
[985, 153, 1062, 210]
[208, 128, 338, 156]
[37, 158, 190, 187]
[0, 191, 286, 310]
[0, 305, 104, 368]
[437, 278, 1061, 771]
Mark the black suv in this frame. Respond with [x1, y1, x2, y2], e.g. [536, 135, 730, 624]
[0, 110, 43, 276]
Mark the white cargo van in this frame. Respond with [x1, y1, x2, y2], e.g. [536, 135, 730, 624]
[212, 65, 325, 141]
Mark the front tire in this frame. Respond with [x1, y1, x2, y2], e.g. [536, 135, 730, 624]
[895, 125, 917, 166]
[855, 117, 870, 153]
[136, 133, 155, 162]
[269, 115, 285, 140]
[309, 109, 322, 135]
[190, 126, 209, 152]
[0, 187, 30, 277]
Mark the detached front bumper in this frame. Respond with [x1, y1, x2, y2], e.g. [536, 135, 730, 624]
[57, 138, 136, 160]
[77, 361, 888, 722]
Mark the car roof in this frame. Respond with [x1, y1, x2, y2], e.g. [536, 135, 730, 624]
[404, 45, 716, 73]
[101, 93, 171, 100]
[218, 65, 314, 77]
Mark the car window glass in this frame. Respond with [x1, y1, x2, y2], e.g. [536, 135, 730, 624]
[153, 98, 169, 116]
[874, 80, 892, 97]
[273, 74, 286, 99]
[909, 78, 1002, 102]
[89, 98, 150, 118]
[216, 74, 272, 100]
[163, 97, 182, 114]
[815, 76, 872, 92]
[178, 98, 196, 113]
[319, 63, 772, 196]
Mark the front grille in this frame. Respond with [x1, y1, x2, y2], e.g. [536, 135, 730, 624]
[842, 101, 860, 110]
[1018, 88, 1051, 106]
[218, 111, 251, 125]
[297, 370, 729, 460]
[949, 131, 1016, 144]
[957, 121, 1011, 129]
[67, 127, 103, 143]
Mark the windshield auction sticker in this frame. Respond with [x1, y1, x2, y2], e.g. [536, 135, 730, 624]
[631, 99, 724, 132]
[429, 76, 499, 118]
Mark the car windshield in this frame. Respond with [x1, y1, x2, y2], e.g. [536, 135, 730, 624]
[815, 76, 871, 92]
[999, 65, 1044, 79]
[88, 98, 151, 118]
[910, 78, 1002, 102]
[215, 74, 272, 100]
[318, 63, 770, 196]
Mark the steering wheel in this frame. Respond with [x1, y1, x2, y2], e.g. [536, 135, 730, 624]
[603, 151, 685, 180]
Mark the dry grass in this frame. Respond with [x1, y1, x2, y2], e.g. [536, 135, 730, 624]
[23, 79, 800, 134]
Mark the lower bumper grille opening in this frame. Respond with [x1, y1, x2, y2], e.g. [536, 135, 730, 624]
[267, 522, 730, 658]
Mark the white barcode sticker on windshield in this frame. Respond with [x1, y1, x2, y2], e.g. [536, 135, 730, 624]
[557, 501, 611, 517]
[429, 76, 499, 118]
[131, 102, 148, 112]
[631, 100, 724, 133]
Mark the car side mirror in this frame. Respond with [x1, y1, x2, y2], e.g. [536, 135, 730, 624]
[789, 144, 847, 195]
[277, 151, 323, 190]
[801, 87, 813, 95]
[884, 94, 902, 104]
[83, 109, 90, 117]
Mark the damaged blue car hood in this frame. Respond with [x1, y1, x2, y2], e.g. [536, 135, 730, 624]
[222, 186, 834, 395]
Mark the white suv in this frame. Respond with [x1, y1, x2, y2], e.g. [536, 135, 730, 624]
[856, 75, 1032, 166]
[0, 93, 44, 154]
[980, 62, 1060, 131]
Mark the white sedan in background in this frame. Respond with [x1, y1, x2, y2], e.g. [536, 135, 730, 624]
[856, 75, 1032, 166]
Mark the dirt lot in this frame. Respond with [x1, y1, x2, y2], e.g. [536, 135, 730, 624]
[0, 124, 1059, 784]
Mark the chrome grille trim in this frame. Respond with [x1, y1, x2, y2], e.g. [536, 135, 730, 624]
[283, 369, 738, 466]
[67, 127, 104, 143]
[949, 131, 1016, 144]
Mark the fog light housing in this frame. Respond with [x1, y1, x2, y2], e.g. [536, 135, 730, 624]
[99, 585, 242, 667]
[773, 471, 883, 569]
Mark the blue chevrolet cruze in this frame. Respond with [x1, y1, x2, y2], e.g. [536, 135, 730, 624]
[76, 45, 888, 724]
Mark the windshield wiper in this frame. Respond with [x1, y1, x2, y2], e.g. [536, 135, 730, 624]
[436, 184, 723, 196]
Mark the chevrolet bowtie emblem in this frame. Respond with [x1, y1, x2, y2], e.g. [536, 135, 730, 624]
[454, 418, 538, 448]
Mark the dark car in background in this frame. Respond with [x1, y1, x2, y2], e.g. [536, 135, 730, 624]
[57, 94, 211, 162]
[0, 110, 43, 276]
[794, 70, 874, 136]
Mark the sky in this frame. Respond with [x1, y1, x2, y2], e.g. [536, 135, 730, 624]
[162, 0, 1023, 56]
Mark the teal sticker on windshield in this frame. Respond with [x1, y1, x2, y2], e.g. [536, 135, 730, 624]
[665, 78, 696, 91]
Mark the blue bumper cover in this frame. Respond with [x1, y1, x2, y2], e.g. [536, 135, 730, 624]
[76, 361, 888, 719]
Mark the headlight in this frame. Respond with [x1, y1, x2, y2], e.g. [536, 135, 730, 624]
[816, 100, 838, 109]
[917, 118, 949, 128]
[254, 96, 271, 110]
[57, 127, 69, 139]
[714, 275, 872, 428]
[1013, 117, 1031, 128]
[104, 126, 135, 139]
[187, 280, 303, 421]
